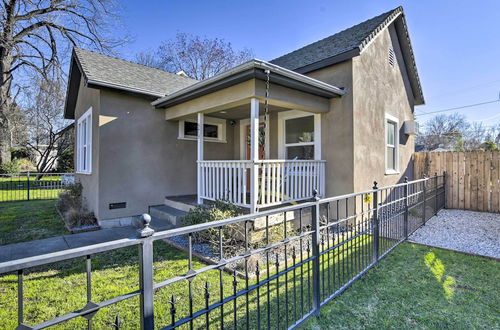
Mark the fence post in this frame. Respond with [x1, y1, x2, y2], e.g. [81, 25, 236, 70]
[311, 190, 321, 317]
[434, 172, 439, 215]
[138, 214, 155, 330]
[27, 172, 30, 201]
[372, 182, 379, 263]
[422, 176, 427, 225]
[443, 171, 447, 209]
[403, 177, 409, 238]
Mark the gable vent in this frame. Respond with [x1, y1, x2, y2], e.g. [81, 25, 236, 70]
[388, 47, 395, 67]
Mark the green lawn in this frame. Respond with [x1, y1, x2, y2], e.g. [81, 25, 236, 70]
[0, 201, 498, 329]
[0, 200, 68, 245]
[0, 175, 64, 202]
[303, 243, 500, 329]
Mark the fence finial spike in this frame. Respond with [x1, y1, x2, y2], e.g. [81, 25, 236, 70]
[312, 189, 319, 201]
[137, 213, 154, 238]
[373, 181, 378, 189]
[404, 176, 408, 183]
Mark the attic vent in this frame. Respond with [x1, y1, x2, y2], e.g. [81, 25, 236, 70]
[176, 70, 188, 77]
[388, 47, 395, 67]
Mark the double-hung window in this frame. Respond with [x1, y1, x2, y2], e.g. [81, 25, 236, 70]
[284, 114, 315, 160]
[77, 107, 92, 174]
[385, 114, 399, 174]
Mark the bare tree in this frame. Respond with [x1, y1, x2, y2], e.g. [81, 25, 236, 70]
[416, 113, 500, 151]
[134, 49, 163, 69]
[0, 0, 125, 165]
[135, 33, 253, 80]
[416, 113, 469, 150]
[23, 74, 71, 173]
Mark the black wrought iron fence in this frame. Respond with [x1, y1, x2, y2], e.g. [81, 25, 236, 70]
[0, 173, 74, 202]
[0, 174, 445, 329]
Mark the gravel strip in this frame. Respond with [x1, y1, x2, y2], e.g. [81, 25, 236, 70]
[409, 209, 500, 258]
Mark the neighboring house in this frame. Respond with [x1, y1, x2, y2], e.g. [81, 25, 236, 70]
[64, 6, 423, 227]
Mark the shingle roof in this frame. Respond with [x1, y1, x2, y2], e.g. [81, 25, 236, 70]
[270, 6, 424, 105]
[74, 47, 197, 97]
[270, 9, 396, 71]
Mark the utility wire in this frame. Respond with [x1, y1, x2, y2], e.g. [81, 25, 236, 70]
[415, 99, 500, 117]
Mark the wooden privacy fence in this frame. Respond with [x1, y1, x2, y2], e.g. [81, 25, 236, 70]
[414, 151, 500, 213]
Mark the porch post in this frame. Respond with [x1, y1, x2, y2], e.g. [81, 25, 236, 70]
[250, 98, 259, 213]
[197, 112, 204, 205]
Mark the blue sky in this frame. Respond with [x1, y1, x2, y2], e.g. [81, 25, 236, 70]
[117, 0, 500, 127]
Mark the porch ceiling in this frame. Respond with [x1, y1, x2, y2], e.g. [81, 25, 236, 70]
[209, 103, 291, 120]
[162, 78, 334, 121]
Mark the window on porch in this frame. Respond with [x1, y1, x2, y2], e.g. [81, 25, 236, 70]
[285, 115, 315, 160]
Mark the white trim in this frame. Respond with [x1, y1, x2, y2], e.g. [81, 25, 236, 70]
[278, 110, 321, 160]
[239, 116, 270, 160]
[151, 59, 345, 107]
[178, 116, 227, 143]
[197, 113, 204, 204]
[385, 113, 400, 174]
[76, 107, 92, 174]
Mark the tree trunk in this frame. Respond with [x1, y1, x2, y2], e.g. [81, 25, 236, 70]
[0, 83, 12, 165]
[0, 44, 13, 165]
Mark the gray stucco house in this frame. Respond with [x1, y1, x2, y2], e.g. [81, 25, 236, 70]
[64, 6, 423, 227]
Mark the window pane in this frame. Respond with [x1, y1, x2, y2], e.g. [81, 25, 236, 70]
[386, 146, 395, 170]
[184, 122, 218, 138]
[387, 121, 395, 145]
[285, 116, 314, 144]
[203, 124, 218, 138]
[286, 145, 314, 160]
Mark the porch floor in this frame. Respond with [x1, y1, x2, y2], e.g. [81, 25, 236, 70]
[165, 194, 311, 214]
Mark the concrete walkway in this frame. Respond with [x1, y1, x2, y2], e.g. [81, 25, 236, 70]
[0, 217, 173, 263]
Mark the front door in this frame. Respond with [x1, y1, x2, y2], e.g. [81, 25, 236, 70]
[245, 123, 266, 160]
[245, 123, 266, 191]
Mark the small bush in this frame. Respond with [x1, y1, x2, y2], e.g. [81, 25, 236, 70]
[57, 183, 97, 229]
[0, 160, 20, 174]
[16, 158, 35, 172]
[182, 200, 243, 253]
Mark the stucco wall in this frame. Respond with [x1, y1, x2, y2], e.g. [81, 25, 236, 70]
[351, 23, 415, 192]
[96, 90, 234, 221]
[73, 78, 100, 218]
[305, 60, 355, 197]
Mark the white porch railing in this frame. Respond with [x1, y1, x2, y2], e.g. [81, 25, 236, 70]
[198, 160, 326, 209]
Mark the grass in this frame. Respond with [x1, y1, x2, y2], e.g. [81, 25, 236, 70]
[0, 201, 498, 329]
[0, 200, 68, 245]
[0, 175, 64, 202]
[303, 243, 500, 329]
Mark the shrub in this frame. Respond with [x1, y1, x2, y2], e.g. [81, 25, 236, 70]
[0, 160, 20, 175]
[57, 182, 97, 229]
[16, 158, 35, 172]
[182, 200, 243, 254]
[57, 147, 74, 172]
[10, 147, 31, 160]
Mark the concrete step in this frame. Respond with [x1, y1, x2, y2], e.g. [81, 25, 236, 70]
[149, 205, 187, 227]
[164, 197, 197, 213]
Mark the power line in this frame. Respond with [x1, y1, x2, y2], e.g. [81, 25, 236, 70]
[415, 99, 500, 117]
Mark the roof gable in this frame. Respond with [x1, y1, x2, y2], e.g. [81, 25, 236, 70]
[270, 6, 424, 105]
[64, 48, 197, 119]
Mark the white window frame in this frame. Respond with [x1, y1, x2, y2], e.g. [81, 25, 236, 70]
[178, 116, 227, 143]
[385, 113, 399, 174]
[278, 110, 322, 160]
[76, 107, 92, 174]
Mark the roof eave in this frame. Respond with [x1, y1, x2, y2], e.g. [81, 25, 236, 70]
[153, 59, 345, 108]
